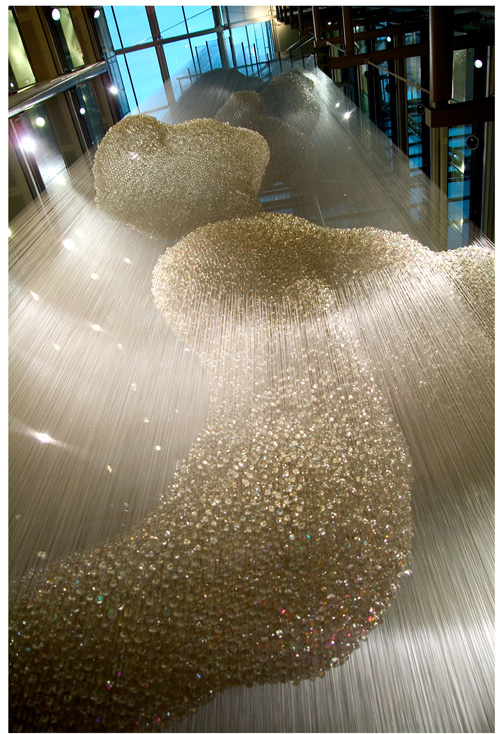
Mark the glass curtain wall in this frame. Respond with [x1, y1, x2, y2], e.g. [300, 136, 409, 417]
[340, 19, 492, 249]
[97, 6, 276, 114]
[9, 9, 36, 92]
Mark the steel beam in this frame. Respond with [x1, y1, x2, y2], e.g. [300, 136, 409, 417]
[429, 6, 454, 108]
[312, 6, 325, 46]
[330, 43, 428, 68]
[424, 98, 494, 128]
[341, 6, 354, 56]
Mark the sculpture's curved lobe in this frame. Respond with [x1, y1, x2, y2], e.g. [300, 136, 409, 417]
[93, 115, 270, 240]
[10, 109, 494, 732]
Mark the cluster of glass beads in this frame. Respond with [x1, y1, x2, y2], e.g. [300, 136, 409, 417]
[436, 245, 495, 340]
[10, 214, 421, 731]
[92, 115, 270, 240]
[10, 109, 494, 731]
[215, 90, 318, 189]
[259, 69, 321, 136]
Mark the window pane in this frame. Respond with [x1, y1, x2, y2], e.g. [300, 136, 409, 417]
[124, 48, 167, 113]
[9, 10, 36, 91]
[102, 6, 122, 50]
[112, 6, 152, 48]
[58, 8, 85, 69]
[183, 6, 214, 33]
[116, 55, 137, 109]
[155, 6, 187, 40]
[190, 33, 223, 74]
[18, 104, 67, 187]
[231, 23, 273, 69]
[163, 40, 197, 100]
[227, 6, 271, 24]
[75, 82, 106, 146]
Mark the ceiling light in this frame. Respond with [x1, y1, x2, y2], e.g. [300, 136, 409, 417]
[35, 116, 46, 127]
[62, 238, 75, 249]
[474, 59, 483, 69]
[109, 85, 119, 94]
[51, 8, 61, 21]
[94, 9, 101, 19]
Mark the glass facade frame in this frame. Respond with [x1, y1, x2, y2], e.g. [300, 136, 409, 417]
[9, 9, 36, 91]
[96, 6, 276, 116]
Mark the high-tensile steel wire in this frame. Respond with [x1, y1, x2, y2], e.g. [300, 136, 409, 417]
[9, 64, 493, 732]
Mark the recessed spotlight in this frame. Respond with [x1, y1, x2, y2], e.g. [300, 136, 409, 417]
[51, 8, 61, 21]
[109, 85, 119, 95]
[62, 238, 75, 249]
[474, 59, 483, 69]
[79, 107, 86, 115]
[35, 116, 46, 127]
[93, 9, 101, 19]
[91, 324, 101, 332]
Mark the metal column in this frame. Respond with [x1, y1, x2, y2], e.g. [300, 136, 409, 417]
[145, 6, 176, 109]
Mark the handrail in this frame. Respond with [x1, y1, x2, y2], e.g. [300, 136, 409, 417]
[8, 61, 108, 118]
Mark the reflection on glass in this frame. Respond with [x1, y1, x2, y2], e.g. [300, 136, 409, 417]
[447, 125, 472, 248]
[452, 48, 475, 103]
[75, 82, 106, 146]
[9, 10, 36, 91]
[18, 104, 68, 187]
[53, 8, 85, 70]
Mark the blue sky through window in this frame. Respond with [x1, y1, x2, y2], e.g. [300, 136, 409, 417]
[155, 6, 187, 40]
[108, 6, 152, 48]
